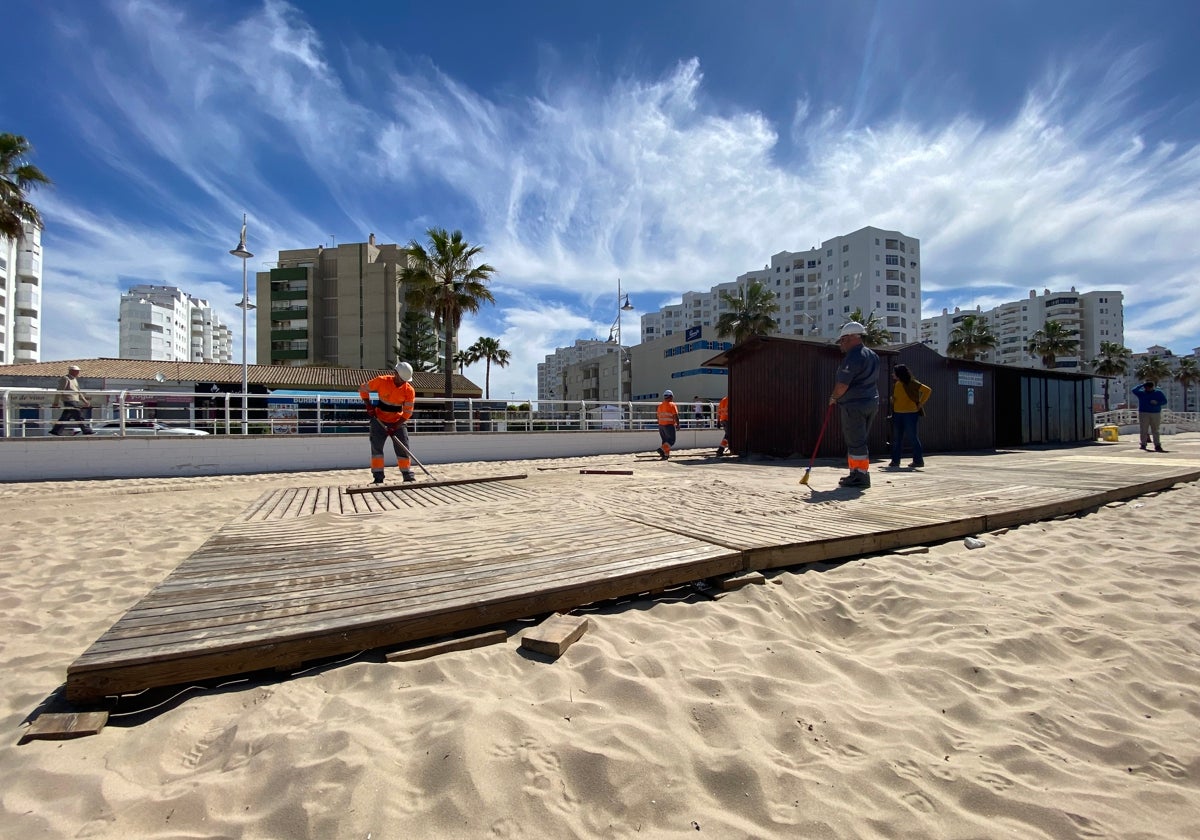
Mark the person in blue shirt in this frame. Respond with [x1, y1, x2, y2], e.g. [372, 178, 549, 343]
[1131, 379, 1168, 452]
[828, 322, 880, 488]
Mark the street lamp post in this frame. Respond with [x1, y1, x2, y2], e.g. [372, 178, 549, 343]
[613, 278, 635, 411]
[230, 214, 254, 435]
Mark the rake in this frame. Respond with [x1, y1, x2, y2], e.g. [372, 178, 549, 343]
[799, 402, 834, 486]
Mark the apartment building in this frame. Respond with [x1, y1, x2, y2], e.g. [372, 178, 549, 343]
[640, 227, 921, 345]
[257, 234, 407, 369]
[537, 339, 625, 401]
[920, 287, 1124, 371]
[0, 221, 43, 365]
[118, 284, 233, 362]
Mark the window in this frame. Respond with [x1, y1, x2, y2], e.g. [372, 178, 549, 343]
[843, 260, 849, 267]
[886, 285, 900, 296]
[842, 244, 849, 252]
[885, 255, 899, 265]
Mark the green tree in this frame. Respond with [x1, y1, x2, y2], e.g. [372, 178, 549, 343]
[396, 309, 440, 371]
[945, 313, 998, 362]
[467, 336, 511, 399]
[1025, 320, 1079, 369]
[1090, 340, 1132, 411]
[846, 307, 891, 348]
[1174, 356, 1200, 413]
[401, 228, 497, 421]
[0, 133, 52, 240]
[715, 280, 780, 344]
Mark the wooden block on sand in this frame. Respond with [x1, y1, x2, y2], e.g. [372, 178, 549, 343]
[715, 571, 766, 591]
[20, 711, 109, 743]
[386, 629, 508, 662]
[521, 613, 589, 658]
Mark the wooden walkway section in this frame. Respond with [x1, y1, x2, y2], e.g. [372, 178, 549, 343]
[64, 441, 1200, 702]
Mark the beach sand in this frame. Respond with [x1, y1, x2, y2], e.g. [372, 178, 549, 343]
[1, 451, 1199, 839]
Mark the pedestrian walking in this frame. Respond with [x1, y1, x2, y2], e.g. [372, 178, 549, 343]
[655, 389, 680, 460]
[887, 364, 931, 469]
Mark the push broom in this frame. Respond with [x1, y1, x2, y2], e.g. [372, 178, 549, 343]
[799, 402, 834, 486]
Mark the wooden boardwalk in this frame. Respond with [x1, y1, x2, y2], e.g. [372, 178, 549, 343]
[64, 441, 1200, 703]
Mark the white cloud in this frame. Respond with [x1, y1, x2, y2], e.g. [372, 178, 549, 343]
[29, 0, 1200, 398]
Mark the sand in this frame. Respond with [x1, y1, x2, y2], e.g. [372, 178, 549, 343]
[1, 452, 1199, 839]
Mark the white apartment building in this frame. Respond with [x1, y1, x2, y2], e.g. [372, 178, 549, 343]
[920, 287, 1124, 371]
[118, 284, 233, 362]
[0, 222, 43, 365]
[640, 227, 921, 345]
[537, 339, 625, 401]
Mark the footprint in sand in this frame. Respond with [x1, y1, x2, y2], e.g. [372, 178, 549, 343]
[892, 758, 922, 781]
[1064, 811, 1108, 838]
[977, 771, 1014, 793]
[900, 790, 937, 814]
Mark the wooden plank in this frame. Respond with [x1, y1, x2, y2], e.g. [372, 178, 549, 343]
[715, 571, 766, 591]
[521, 613, 589, 657]
[386, 629, 508, 662]
[19, 711, 109, 743]
[345, 474, 528, 495]
[580, 470, 634, 475]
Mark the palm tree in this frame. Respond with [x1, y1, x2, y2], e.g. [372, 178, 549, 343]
[1090, 341, 1132, 411]
[452, 349, 473, 374]
[715, 280, 780, 344]
[846, 307, 891, 348]
[1174, 356, 1200, 412]
[0, 133, 52, 240]
[401, 229, 497, 422]
[467, 336, 511, 399]
[1025, 320, 1079, 369]
[1135, 356, 1173, 395]
[945, 314, 998, 362]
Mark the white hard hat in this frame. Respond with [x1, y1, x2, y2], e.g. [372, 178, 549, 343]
[836, 321, 866, 340]
[394, 361, 413, 381]
[663, 389, 674, 398]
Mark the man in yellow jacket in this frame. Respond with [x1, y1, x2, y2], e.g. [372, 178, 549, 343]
[655, 389, 680, 460]
[359, 361, 417, 484]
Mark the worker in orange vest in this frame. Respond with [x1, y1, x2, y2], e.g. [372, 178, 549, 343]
[715, 395, 730, 456]
[655, 389, 680, 460]
[359, 361, 417, 484]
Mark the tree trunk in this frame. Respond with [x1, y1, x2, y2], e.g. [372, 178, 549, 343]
[485, 359, 491, 399]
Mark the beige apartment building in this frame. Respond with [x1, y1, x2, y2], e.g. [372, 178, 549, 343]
[256, 234, 408, 369]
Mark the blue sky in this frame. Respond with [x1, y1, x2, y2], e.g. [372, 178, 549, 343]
[5, 0, 1200, 398]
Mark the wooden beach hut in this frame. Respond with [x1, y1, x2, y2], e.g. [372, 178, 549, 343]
[704, 338, 1095, 460]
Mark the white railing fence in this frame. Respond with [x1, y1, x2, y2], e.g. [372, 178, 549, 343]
[2, 387, 724, 438]
[1093, 409, 1200, 433]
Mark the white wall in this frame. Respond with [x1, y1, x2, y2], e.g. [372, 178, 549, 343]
[0, 429, 723, 482]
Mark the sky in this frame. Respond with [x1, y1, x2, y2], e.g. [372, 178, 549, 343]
[4, 0, 1200, 399]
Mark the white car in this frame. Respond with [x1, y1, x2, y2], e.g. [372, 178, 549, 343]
[91, 420, 210, 436]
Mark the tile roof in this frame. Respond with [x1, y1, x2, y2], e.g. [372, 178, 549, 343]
[2, 358, 483, 397]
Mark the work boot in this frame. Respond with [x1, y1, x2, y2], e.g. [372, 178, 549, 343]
[910, 460, 924, 468]
[372, 473, 385, 485]
[887, 460, 900, 468]
[402, 470, 417, 482]
[1140, 443, 1148, 450]
[1154, 447, 1166, 453]
[656, 447, 665, 458]
[838, 470, 871, 488]
[715, 447, 725, 457]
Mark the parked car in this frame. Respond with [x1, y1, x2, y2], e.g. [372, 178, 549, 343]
[90, 421, 210, 436]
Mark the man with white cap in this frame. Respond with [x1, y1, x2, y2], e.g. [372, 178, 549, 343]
[654, 389, 680, 460]
[49, 364, 94, 436]
[828, 322, 880, 488]
[358, 361, 418, 484]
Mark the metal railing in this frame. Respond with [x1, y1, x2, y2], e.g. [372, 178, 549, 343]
[2, 387, 725, 438]
[1093, 409, 1200, 433]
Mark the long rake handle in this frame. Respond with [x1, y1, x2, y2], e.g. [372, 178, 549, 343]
[389, 430, 435, 478]
[807, 402, 834, 470]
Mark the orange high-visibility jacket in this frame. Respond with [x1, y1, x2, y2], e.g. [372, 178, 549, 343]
[656, 399, 679, 427]
[359, 375, 415, 425]
[717, 396, 729, 422]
